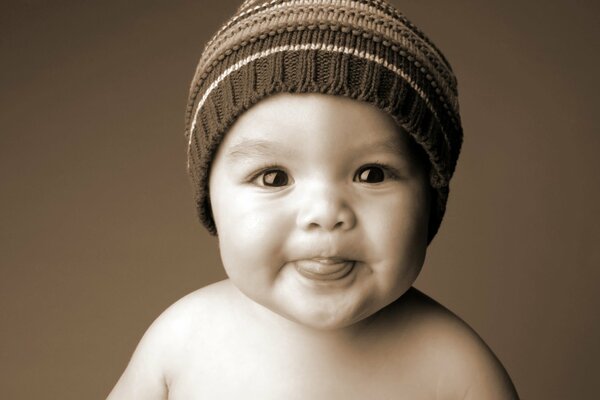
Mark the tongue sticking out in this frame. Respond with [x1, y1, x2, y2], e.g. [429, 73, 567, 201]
[295, 259, 355, 281]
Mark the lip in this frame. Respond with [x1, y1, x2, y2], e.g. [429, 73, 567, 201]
[295, 258, 355, 281]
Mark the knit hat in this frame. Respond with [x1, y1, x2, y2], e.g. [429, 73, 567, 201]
[185, 0, 463, 243]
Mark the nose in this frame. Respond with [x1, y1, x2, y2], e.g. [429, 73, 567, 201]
[296, 185, 356, 232]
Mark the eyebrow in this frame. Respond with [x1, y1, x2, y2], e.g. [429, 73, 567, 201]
[225, 135, 413, 160]
[359, 136, 414, 161]
[226, 139, 294, 160]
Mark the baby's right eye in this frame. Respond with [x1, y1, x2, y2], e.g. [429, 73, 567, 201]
[253, 169, 290, 188]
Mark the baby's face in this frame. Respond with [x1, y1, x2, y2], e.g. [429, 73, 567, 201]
[209, 93, 429, 330]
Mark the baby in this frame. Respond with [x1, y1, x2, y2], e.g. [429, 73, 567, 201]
[108, 0, 518, 398]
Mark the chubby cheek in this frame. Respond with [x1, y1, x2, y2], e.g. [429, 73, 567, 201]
[363, 190, 428, 293]
[212, 190, 292, 287]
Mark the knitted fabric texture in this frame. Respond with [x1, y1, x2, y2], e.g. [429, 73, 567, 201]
[185, 0, 463, 242]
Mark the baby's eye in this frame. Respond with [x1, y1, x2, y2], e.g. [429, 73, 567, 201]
[354, 165, 392, 184]
[256, 169, 290, 187]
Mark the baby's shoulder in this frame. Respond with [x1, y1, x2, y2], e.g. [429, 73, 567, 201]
[386, 288, 518, 399]
[140, 280, 238, 364]
[392, 288, 488, 350]
[107, 280, 233, 399]
[151, 279, 234, 334]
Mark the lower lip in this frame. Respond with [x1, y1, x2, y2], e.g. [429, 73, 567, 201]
[295, 260, 355, 281]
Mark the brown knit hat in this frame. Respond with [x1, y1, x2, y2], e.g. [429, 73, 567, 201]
[185, 0, 463, 243]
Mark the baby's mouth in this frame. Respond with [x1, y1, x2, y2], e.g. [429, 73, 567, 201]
[294, 258, 355, 281]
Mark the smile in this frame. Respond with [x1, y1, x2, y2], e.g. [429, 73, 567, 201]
[294, 258, 355, 281]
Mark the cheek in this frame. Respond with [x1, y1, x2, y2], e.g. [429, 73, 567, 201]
[388, 201, 428, 250]
[212, 189, 292, 276]
[361, 187, 429, 277]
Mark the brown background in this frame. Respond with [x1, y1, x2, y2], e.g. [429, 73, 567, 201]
[1, 0, 598, 398]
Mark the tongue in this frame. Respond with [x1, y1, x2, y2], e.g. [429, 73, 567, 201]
[295, 260, 354, 280]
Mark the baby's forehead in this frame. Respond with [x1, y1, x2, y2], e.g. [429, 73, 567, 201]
[224, 135, 414, 163]
[222, 93, 416, 156]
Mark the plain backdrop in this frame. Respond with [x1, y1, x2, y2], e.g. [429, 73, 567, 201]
[1, 0, 599, 398]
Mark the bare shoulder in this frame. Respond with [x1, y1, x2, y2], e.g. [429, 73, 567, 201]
[106, 280, 232, 400]
[393, 288, 519, 400]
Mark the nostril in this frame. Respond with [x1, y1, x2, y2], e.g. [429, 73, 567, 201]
[297, 200, 356, 231]
[334, 208, 356, 231]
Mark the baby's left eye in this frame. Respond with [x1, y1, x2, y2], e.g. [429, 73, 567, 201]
[354, 165, 392, 184]
[261, 169, 289, 187]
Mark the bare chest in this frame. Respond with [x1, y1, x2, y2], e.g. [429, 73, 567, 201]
[169, 371, 435, 400]
[166, 339, 438, 400]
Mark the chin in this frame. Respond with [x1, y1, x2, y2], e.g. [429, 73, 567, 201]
[280, 299, 377, 331]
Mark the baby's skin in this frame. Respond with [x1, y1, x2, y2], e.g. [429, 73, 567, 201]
[108, 94, 518, 399]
